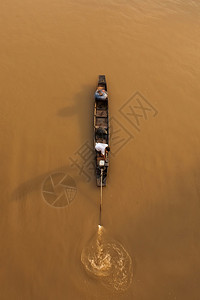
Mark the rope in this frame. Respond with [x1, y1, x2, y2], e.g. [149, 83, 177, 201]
[99, 168, 103, 226]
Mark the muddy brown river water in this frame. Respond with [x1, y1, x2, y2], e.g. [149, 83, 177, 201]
[0, 0, 200, 299]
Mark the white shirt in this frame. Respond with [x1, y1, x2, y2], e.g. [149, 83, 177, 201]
[95, 143, 108, 155]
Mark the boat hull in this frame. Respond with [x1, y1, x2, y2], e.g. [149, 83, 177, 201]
[94, 75, 110, 187]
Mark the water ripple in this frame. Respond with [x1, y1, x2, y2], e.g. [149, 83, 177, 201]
[81, 226, 133, 292]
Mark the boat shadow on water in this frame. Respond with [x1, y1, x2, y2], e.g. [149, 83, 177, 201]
[57, 85, 94, 142]
[11, 85, 98, 202]
[10, 165, 80, 203]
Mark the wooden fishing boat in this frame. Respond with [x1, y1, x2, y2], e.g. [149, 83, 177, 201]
[94, 75, 110, 187]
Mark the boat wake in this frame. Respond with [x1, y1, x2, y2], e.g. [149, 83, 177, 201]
[81, 226, 133, 292]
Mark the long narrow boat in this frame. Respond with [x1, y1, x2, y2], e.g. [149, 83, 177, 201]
[94, 75, 110, 187]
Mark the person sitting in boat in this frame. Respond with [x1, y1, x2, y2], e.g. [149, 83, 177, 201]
[95, 142, 110, 159]
[95, 87, 108, 100]
[96, 127, 107, 138]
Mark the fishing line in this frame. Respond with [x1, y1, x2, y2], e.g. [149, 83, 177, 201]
[99, 168, 103, 226]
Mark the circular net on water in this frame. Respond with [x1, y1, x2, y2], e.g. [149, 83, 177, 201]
[81, 227, 133, 292]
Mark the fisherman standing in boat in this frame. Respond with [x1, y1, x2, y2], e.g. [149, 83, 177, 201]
[95, 87, 108, 100]
[95, 143, 110, 159]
